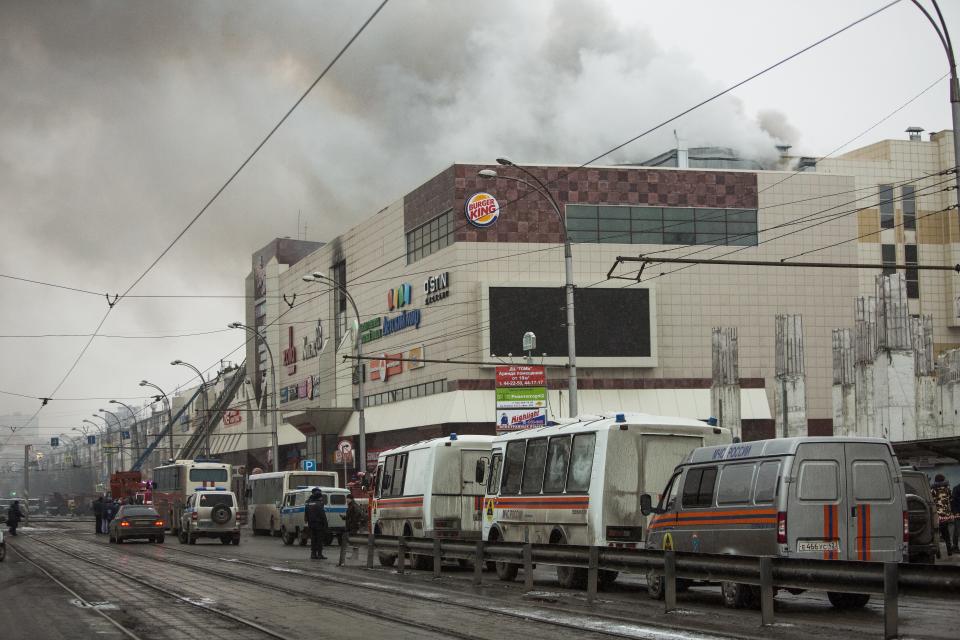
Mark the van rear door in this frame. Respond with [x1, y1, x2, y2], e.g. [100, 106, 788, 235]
[460, 449, 488, 534]
[788, 442, 847, 560]
[845, 442, 901, 562]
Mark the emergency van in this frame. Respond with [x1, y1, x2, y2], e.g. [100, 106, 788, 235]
[482, 413, 730, 588]
[642, 436, 907, 609]
[372, 434, 494, 569]
[279, 486, 351, 546]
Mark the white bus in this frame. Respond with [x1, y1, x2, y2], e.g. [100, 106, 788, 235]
[246, 470, 339, 536]
[152, 459, 232, 535]
[373, 434, 494, 569]
[482, 413, 731, 588]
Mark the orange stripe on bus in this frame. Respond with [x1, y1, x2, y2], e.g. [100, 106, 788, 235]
[675, 508, 777, 519]
[649, 517, 776, 529]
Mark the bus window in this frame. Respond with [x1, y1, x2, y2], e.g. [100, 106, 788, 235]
[487, 454, 502, 495]
[681, 466, 717, 508]
[520, 438, 548, 495]
[190, 468, 227, 483]
[716, 463, 755, 506]
[543, 436, 571, 494]
[658, 472, 681, 512]
[501, 441, 526, 495]
[375, 464, 384, 498]
[390, 453, 408, 497]
[382, 456, 397, 496]
[754, 461, 781, 504]
[566, 433, 595, 493]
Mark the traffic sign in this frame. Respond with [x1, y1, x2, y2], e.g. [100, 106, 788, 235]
[301, 459, 317, 471]
[121, 430, 130, 440]
[50, 437, 59, 447]
[87, 435, 96, 445]
[337, 440, 353, 454]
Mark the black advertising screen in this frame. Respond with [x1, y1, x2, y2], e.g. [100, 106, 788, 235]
[488, 287, 651, 358]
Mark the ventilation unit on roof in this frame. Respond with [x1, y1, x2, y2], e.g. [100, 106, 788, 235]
[906, 126, 924, 141]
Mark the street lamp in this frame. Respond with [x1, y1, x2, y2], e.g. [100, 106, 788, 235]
[89, 414, 112, 477]
[140, 379, 174, 462]
[302, 272, 366, 475]
[100, 409, 126, 470]
[72, 426, 93, 470]
[228, 322, 279, 473]
[110, 399, 140, 461]
[480, 158, 579, 418]
[171, 360, 210, 457]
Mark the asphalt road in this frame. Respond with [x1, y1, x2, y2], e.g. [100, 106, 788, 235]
[3, 521, 957, 640]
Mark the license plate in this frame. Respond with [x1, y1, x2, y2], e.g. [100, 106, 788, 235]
[797, 539, 840, 552]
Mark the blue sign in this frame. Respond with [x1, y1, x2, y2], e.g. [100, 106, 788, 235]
[122, 430, 130, 440]
[87, 435, 96, 445]
[50, 437, 59, 447]
[302, 459, 317, 471]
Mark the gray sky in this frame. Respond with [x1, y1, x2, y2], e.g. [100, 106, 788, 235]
[1, 0, 957, 443]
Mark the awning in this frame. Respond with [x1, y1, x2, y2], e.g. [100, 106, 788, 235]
[341, 388, 771, 436]
[278, 423, 307, 446]
[283, 408, 354, 436]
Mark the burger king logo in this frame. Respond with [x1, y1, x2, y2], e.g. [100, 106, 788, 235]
[465, 192, 500, 228]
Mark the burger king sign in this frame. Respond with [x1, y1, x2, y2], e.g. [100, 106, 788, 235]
[465, 192, 500, 228]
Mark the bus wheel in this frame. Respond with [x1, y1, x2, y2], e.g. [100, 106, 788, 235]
[281, 527, 295, 546]
[721, 582, 754, 609]
[378, 553, 397, 567]
[553, 534, 586, 589]
[827, 592, 870, 609]
[413, 553, 434, 571]
[599, 570, 619, 590]
[495, 560, 519, 582]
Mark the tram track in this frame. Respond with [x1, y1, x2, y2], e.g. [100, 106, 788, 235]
[23, 533, 506, 640]
[89, 533, 739, 640]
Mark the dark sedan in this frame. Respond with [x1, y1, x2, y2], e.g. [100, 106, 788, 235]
[108, 505, 165, 544]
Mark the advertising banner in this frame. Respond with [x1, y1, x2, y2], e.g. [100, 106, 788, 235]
[223, 410, 242, 427]
[494, 386, 547, 408]
[496, 408, 547, 431]
[495, 365, 546, 387]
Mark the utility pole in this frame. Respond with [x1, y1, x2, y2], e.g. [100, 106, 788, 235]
[24, 444, 30, 499]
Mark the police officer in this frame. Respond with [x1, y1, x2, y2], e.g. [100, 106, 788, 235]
[6, 500, 23, 536]
[304, 488, 328, 560]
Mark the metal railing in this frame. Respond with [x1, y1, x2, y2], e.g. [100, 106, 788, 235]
[342, 534, 960, 640]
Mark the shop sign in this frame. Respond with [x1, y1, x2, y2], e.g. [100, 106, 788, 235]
[281, 387, 289, 404]
[303, 320, 323, 360]
[424, 272, 450, 305]
[360, 317, 383, 344]
[465, 192, 500, 228]
[298, 378, 309, 399]
[387, 283, 413, 311]
[223, 410, 242, 426]
[282, 326, 297, 375]
[370, 353, 403, 383]
[497, 408, 547, 431]
[407, 345, 425, 369]
[495, 386, 547, 408]
[382, 309, 421, 337]
[496, 365, 546, 387]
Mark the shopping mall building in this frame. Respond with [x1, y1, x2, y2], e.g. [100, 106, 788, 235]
[239, 129, 960, 476]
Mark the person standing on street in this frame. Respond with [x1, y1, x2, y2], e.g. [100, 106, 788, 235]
[92, 497, 104, 535]
[304, 488, 328, 560]
[6, 500, 23, 536]
[931, 474, 956, 556]
[952, 481, 960, 554]
[345, 496, 362, 536]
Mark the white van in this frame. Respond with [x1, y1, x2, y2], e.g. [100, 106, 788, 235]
[482, 413, 731, 588]
[642, 436, 907, 609]
[279, 486, 351, 546]
[373, 434, 494, 569]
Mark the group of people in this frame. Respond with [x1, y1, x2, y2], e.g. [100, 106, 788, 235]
[930, 473, 960, 556]
[91, 495, 123, 535]
[302, 489, 364, 560]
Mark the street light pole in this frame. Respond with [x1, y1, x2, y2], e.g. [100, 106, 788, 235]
[480, 159, 579, 418]
[172, 360, 210, 458]
[228, 322, 279, 473]
[303, 272, 365, 475]
[140, 380, 174, 462]
[89, 415, 112, 477]
[909, 0, 960, 229]
[100, 409, 125, 470]
[110, 399, 140, 462]
[82, 419, 105, 484]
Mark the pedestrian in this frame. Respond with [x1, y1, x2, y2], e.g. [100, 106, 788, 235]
[6, 500, 23, 536]
[304, 488, 328, 560]
[102, 498, 117, 534]
[345, 496, 362, 536]
[931, 474, 955, 556]
[92, 497, 104, 535]
[952, 481, 960, 554]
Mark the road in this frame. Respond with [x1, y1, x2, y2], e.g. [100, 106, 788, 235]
[1, 520, 956, 640]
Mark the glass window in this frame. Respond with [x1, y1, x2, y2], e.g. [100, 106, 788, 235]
[658, 472, 682, 512]
[566, 205, 598, 219]
[599, 206, 630, 219]
[566, 217, 598, 231]
[501, 441, 526, 495]
[717, 463, 756, 505]
[598, 218, 631, 243]
[487, 453, 503, 494]
[902, 185, 916, 230]
[190, 468, 227, 483]
[905, 244, 919, 299]
[852, 461, 893, 501]
[754, 461, 781, 504]
[521, 438, 549, 494]
[681, 466, 718, 508]
[543, 436, 572, 494]
[390, 453, 407, 497]
[406, 210, 455, 264]
[381, 455, 397, 495]
[120, 506, 158, 517]
[879, 185, 895, 229]
[726, 209, 757, 223]
[568, 230, 599, 243]
[797, 460, 839, 501]
[566, 433, 596, 492]
[199, 494, 234, 507]
[662, 208, 695, 244]
[882, 244, 896, 276]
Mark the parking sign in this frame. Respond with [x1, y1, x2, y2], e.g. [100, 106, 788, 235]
[302, 459, 317, 471]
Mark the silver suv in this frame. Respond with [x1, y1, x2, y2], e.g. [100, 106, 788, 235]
[179, 488, 240, 545]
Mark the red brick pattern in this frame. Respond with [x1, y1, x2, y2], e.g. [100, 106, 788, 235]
[402, 163, 758, 239]
[450, 377, 765, 391]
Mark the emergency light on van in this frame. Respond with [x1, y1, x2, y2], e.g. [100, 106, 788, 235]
[194, 487, 226, 491]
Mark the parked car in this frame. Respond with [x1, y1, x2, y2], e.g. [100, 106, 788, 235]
[179, 488, 240, 545]
[108, 505, 165, 544]
[901, 468, 937, 564]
